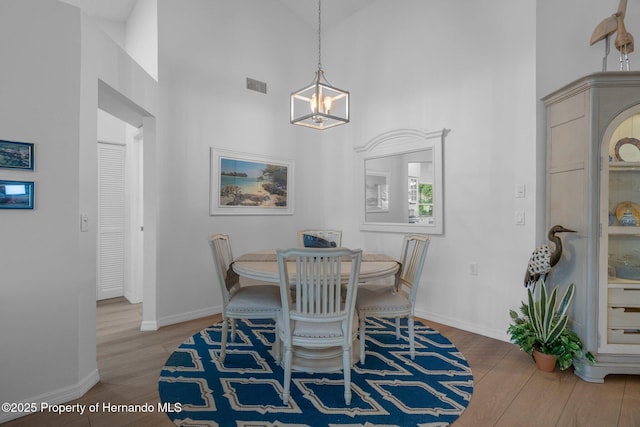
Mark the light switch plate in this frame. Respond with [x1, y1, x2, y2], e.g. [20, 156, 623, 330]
[80, 213, 89, 232]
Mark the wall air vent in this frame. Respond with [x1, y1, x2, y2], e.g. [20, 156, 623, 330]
[246, 77, 267, 94]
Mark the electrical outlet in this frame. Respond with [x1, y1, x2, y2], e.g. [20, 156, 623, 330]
[515, 210, 525, 225]
[515, 183, 526, 198]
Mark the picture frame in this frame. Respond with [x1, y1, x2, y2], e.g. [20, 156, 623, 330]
[365, 170, 389, 212]
[0, 140, 34, 170]
[0, 180, 34, 209]
[210, 148, 294, 215]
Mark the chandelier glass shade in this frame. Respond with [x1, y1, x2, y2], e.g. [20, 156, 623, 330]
[290, 0, 349, 130]
[290, 69, 349, 129]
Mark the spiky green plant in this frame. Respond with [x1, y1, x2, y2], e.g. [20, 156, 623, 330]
[507, 280, 595, 370]
[528, 280, 574, 352]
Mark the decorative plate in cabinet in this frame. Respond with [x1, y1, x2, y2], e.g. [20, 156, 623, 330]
[615, 201, 640, 224]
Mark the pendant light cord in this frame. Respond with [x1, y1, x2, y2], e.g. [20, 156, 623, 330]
[317, 0, 322, 71]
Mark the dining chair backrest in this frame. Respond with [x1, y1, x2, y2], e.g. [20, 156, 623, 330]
[398, 234, 431, 303]
[298, 229, 343, 248]
[208, 234, 238, 305]
[278, 247, 361, 327]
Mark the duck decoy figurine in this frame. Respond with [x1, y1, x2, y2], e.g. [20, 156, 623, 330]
[590, 0, 631, 71]
[614, 9, 634, 70]
[524, 225, 576, 290]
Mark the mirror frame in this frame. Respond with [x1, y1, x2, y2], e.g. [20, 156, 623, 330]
[355, 128, 448, 234]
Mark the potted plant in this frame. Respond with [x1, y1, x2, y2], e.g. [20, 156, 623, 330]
[507, 280, 595, 372]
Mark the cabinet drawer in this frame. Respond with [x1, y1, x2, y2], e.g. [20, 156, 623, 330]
[608, 307, 640, 328]
[608, 288, 640, 307]
[607, 329, 640, 344]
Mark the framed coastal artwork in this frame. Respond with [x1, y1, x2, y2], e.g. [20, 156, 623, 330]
[0, 140, 34, 170]
[210, 148, 294, 215]
[0, 180, 34, 209]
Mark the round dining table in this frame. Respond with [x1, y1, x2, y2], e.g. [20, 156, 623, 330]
[231, 250, 401, 372]
[232, 250, 400, 284]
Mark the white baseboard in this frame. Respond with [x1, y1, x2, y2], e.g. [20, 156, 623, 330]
[98, 288, 124, 301]
[149, 306, 506, 343]
[156, 305, 221, 329]
[140, 320, 159, 331]
[0, 369, 99, 423]
[124, 291, 142, 304]
[139, 305, 221, 331]
[415, 308, 510, 343]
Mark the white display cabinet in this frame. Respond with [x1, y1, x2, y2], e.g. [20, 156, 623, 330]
[543, 72, 640, 382]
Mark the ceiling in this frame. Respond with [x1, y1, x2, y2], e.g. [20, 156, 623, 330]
[59, 0, 375, 28]
[278, 0, 376, 29]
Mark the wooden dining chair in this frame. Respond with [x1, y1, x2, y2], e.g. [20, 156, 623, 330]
[356, 234, 431, 364]
[208, 234, 281, 363]
[276, 247, 362, 405]
[298, 229, 342, 248]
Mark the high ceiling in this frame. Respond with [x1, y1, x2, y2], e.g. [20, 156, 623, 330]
[59, 0, 375, 28]
[278, 0, 375, 29]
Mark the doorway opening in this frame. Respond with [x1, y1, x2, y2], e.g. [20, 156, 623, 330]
[97, 110, 144, 303]
[96, 79, 158, 336]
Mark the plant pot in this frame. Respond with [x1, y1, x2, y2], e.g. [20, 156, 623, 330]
[533, 349, 556, 372]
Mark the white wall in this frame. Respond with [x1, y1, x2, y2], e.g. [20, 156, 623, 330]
[316, 0, 538, 339]
[154, 0, 315, 325]
[154, 0, 538, 340]
[127, 0, 158, 80]
[69, 0, 158, 81]
[91, 18, 126, 49]
[0, 1, 85, 411]
[0, 0, 158, 421]
[98, 109, 128, 142]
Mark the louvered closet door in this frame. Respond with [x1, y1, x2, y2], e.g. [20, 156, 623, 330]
[97, 143, 125, 300]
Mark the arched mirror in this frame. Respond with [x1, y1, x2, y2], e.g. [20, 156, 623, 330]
[355, 128, 447, 234]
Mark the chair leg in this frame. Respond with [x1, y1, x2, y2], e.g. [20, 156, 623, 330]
[274, 328, 281, 364]
[220, 318, 229, 363]
[343, 346, 352, 405]
[395, 317, 401, 339]
[359, 314, 366, 364]
[282, 346, 292, 404]
[230, 318, 237, 342]
[409, 316, 415, 359]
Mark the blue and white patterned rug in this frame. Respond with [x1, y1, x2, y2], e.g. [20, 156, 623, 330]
[159, 318, 473, 426]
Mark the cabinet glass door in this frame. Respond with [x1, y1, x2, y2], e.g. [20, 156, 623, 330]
[601, 113, 640, 351]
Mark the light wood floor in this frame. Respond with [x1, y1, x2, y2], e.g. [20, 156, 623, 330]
[4, 297, 640, 426]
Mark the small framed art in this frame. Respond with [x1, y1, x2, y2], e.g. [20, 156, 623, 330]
[0, 180, 34, 209]
[0, 140, 34, 170]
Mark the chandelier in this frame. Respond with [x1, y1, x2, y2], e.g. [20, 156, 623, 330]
[290, 0, 350, 130]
